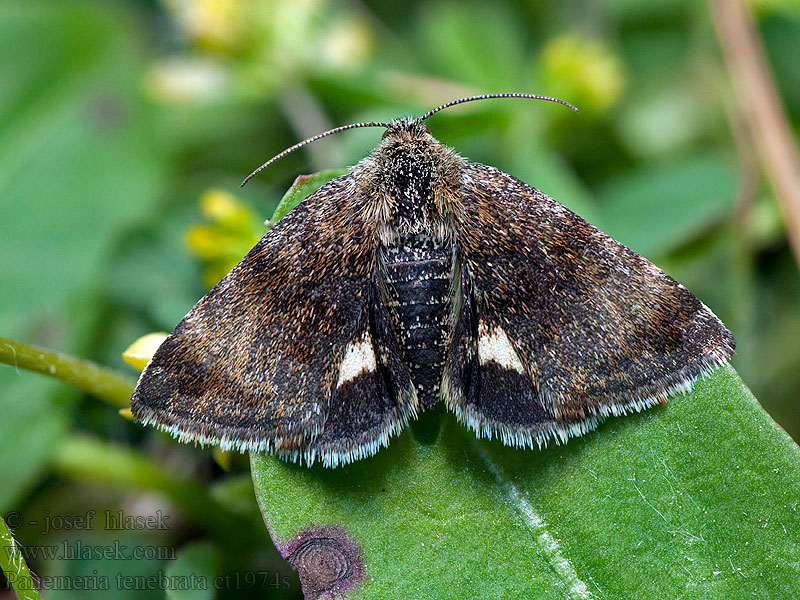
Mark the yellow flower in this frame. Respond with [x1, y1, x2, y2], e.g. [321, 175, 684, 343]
[185, 189, 264, 288]
[162, 0, 244, 52]
[541, 35, 625, 113]
[122, 332, 169, 371]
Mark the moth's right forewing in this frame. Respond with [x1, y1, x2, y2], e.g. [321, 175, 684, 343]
[131, 175, 381, 458]
[445, 163, 735, 448]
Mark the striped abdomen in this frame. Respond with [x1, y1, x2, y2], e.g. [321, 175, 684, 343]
[379, 234, 454, 409]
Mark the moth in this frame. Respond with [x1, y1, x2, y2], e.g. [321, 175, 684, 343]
[131, 94, 735, 468]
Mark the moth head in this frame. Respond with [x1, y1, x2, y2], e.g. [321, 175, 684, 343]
[241, 93, 578, 187]
[362, 117, 461, 237]
[380, 118, 431, 141]
[369, 117, 450, 174]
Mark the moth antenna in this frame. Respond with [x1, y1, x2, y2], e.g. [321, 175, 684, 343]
[241, 121, 391, 186]
[418, 93, 579, 122]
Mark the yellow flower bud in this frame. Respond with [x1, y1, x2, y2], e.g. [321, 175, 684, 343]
[123, 333, 169, 371]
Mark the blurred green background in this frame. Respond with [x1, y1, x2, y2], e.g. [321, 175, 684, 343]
[1, 0, 799, 598]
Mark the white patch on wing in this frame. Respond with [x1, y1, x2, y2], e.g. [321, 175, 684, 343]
[478, 323, 525, 372]
[336, 334, 377, 387]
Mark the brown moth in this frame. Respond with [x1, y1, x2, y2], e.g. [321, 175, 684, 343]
[131, 94, 735, 467]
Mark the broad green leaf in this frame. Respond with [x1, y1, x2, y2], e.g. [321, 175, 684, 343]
[0, 1, 168, 510]
[45, 531, 166, 600]
[0, 2, 167, 335]
[248, 168, 798, 598]
[252, 366, 800, 599]
[0, 377, 68, 512]
[270, 169, 346, 223]
[416, 2, 525, 90]
[165, 543, 220, 600]
[507, 124, 601, 225]
[597, 154, 738, 257]
[0, 334, 135, 511]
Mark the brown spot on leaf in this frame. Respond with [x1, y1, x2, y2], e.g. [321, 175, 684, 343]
[282, 526, 364, 599]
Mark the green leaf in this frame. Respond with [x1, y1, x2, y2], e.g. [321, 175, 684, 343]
[252, 366, 800, 598]
[270, 170, 346, 223]
[0, 1, 168, 510]
[0, 336, 134, 512]
[0, 377, 68, 512]
[247, 169, 799, 598]
[50, 435, 260, 551]
[416, 2, 525, 90]
[165, 543, 220, 600]
[596, 154, 738, 257]
[0, 2, 167, 336]
[0, 514, 42, 600]
[44, 530, 167, 600]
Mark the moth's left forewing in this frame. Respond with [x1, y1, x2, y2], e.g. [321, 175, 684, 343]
[444, 163, 735, 448]
[132, 175, 418, 466]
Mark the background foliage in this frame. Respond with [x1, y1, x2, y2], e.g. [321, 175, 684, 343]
[1, 0, 799, 598]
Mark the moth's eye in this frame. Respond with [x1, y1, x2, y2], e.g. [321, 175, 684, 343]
[381, 129, 390, 139]
[423, 124, 431, 134]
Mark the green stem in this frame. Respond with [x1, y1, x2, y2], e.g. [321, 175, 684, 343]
[50, 435, 264, 550]
[0, 514, 42, 600]
[0, 337, 136, 407]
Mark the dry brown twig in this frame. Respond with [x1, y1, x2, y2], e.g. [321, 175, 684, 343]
[710, 0, 800, 267]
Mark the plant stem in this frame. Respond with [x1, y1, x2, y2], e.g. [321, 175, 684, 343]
[0, 337, 136, 408]
[50, 435, 265, 550]
[0, 514, 42, 600]
[710, 0, 800, 269]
